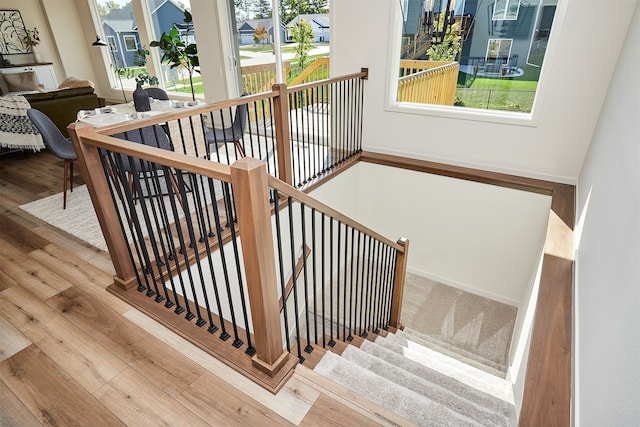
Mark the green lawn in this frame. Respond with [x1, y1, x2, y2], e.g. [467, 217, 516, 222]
[456, 65, 541, 112]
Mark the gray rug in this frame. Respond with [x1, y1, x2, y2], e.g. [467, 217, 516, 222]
[19, 180, 223, 253]
[20, 185, 107, 251]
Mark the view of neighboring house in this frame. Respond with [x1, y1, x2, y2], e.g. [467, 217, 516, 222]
[284, 14, 330, 42]
[402, 0, 556, 71]
[238, 18, 285, 46]
[237, 18, 286, 46]
[101, 0, 187, 68]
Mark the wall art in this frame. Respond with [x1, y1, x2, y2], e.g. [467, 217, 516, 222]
[0, 10, 29, 55]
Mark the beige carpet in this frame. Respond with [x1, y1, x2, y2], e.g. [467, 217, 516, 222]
[400, 272, 517, 371]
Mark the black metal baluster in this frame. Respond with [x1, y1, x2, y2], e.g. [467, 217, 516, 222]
[328, 217, 335, 347]
[273, 192, 291, 351]
[287, 197, 304, 363]
[335, 220, 341, 341]
[321, 212, 326, 347]
[311, 208, 318, 344]
[300, 203, 313, 354]
[342, 223, 349, 341]
[347, 227, 360, 341]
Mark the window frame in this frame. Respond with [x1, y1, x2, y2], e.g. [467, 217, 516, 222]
[107, 35, 117, 51]
[493, 0, 521, 21]
[123, 34, 138, 51]
[383, 0, 567, 127]
[486, 38, 513, 64]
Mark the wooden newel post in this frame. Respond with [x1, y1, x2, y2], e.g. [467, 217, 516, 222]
[230, 157, 289, 377]
[272, 83, 293, 186]
[389, 237, 409, 329]
[67, 122, 138, 289]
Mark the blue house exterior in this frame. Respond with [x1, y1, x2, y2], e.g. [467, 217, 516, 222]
[102, 0, 187, 68]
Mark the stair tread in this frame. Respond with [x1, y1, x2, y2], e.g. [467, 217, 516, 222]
[374, 335, 514, 404]
[358, 340, 515, 421]
[314, 351, 483, 427]
[396, 328, 508, 377]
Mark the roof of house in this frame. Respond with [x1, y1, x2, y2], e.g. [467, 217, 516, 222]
[286, 14, 330, 28]
[102, 0, 184, 33]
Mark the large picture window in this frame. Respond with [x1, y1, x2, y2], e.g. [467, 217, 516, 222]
[395, 0, 558, 115]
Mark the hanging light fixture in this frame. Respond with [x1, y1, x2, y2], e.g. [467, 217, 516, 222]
[422, 0, 458, 45]
[92, 35, 127, 102]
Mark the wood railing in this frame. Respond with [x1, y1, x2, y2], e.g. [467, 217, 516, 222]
[397, 61, 459, 106]
[67, 68, 408, 392]
[241, 61, 291, 95]
[288, 57, 330, 86]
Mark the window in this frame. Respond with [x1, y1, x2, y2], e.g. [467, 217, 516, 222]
[393, 0, 559, 116]
[107, 35, 116, 51]
[493, 0, 521, 20]
[486, 38, 512, 63]
[123, 35, 137, 51]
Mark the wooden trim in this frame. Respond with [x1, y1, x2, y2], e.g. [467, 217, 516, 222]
[68, 122, 137, 289]
[285, 69, 369, 93]
[357, 150, 574, 426]
[230, 158, 288, 377]
[268, 174, 405, 252]
[279, 244, 312, 312]
[272, 83, 293, 185]
[107, 282, 298, 394]
[389, 238, 409, 329]
[360, 151, 557, 196]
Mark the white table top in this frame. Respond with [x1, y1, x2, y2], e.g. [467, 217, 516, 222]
[78, 100, 203, 128]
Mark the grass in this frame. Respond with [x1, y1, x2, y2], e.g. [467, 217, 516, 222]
[455, 65, 541, 112]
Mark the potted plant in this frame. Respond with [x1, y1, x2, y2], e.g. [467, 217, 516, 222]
[150, 11, 199, 100]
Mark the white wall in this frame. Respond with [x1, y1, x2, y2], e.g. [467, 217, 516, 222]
[311, 162, 551, 306]
[331, 0, 639, 183]
[574, 2, 640, 424]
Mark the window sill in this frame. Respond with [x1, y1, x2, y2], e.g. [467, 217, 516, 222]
[384, 99, 540, 127]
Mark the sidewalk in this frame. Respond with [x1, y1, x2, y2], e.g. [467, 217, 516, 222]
[239, 45, 330, 66]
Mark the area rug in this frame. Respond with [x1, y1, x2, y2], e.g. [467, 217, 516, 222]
[20, 179, 223, 253]
[20, 185, 108, 251]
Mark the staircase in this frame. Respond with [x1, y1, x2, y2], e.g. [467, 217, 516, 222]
[312, 327, 516, 426]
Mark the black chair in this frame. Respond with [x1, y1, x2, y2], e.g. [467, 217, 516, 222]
[205, 102, 249, 158]
[145, 87, 170, 101]
[27, 108, 76, 209]
[113, 125, 185, 211]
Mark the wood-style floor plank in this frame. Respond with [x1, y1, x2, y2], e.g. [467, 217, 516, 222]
[299, 394, 385, 427]
[0, 286, 127, 393]
[94, 368, 210, 426]
[0, 316, 31, 363]
[0, 345, 125, 426]
[0, 379, 41, 427]
[30, 244, 129, 314]
[177, 370, 295, 426]
[0, 240, 71, 300]
[0, 212, 49, 253]
[46, 286, 206, 398]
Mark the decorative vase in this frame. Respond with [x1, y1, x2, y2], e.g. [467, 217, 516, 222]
[133, 83, 151, 112]
[31, 46, 42, 63]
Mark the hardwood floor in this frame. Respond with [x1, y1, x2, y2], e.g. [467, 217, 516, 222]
[0, 151, 405, 426]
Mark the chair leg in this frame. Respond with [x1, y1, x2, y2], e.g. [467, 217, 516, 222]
[62, 160, 69, 209]
[234, 139, 245, 157]
[69, 160, 74, 192]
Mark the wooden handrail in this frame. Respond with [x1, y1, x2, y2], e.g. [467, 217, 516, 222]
[288, 57, 330, 86]
[389, 237, 409, 328]
[285, 68, 369, 94]
[267, 175, 405, 253]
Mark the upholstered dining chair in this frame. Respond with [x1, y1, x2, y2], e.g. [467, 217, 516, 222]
[113, 125, 186, 212]
[145, 87, 170, 101]
[27, 108, 76, 209]
[205, 101, 249, 158]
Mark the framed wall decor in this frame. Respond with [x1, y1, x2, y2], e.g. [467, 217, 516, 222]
[0, 10, 29, 55]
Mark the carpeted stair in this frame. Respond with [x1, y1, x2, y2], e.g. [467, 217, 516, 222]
[313, 329, 516, 426]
